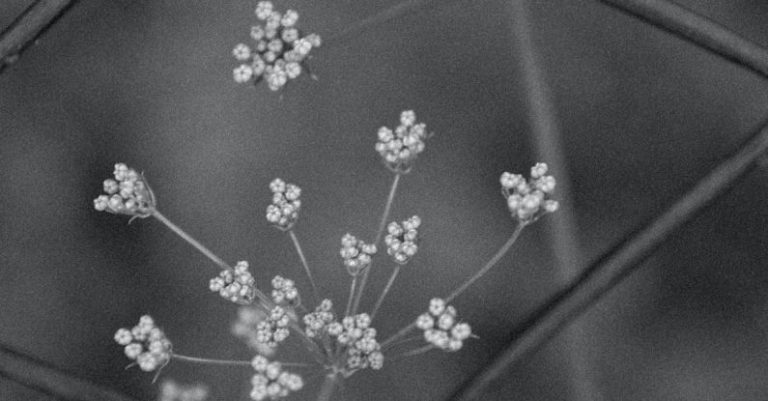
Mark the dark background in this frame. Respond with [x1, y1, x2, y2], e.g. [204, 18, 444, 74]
[2, 1, 768, 400]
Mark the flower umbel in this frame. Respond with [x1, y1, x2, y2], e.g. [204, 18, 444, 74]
[232, 306, 277, 356]
[232, 1, 321, 91]
[94, 163, 155, 218]
[209, 261, 257, 305]
[384, 215, 421, 265]
[375, 110, 430, 173]
[255, 306, 291, 347]
[416, 298, 472, 352]
[330, 313, 384, 373]
[266, 178, 302, 231]
[340, 233, 377, 276]
[250, 355, 304, 400]
[500, 162, 559, 224]
[114, 315, 171, 372]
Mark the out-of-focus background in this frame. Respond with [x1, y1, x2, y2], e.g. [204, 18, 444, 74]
[2, 1, 768, 400]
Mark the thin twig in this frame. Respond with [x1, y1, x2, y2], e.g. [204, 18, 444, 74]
[351, 173, 401, 315]
[172, 353, 309, 368]
[449, 116, 768, 400]
[289, 229, 319, 302]
[597, 0, 768, 79]
[390, 344, 435, 360]
[151, 209, 231, 271]
[370, 265, 401, 321]
[0, 0, 79, 74]
[344, 275, 358, 319]
[0, 342, 138, 401]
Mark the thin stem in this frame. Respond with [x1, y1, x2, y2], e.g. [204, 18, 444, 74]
[288, 229, 318, 302]
[381, 320, 416, 348]
[446, 223, 525, 303]
[381, 334, 422, 351]
[370, 265, 401, 321]
[391, 344, 435, 360]
[172, 353, 309, 367]
[316, 373, 339, 401]
[344, 275, 357, 319]
[151, 209, 230, 271]
[351, 173, 401, 315]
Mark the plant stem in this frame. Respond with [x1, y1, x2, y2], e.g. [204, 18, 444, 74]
[172, 353, 309, 368]
[316, 373, 338, 401]
[392, 344, 435, 359]
[344, 275, 357, 319]
[370, 265, 401, 321]
[289, 229, 318, 302]
[151, 209, 230, 271]
[351, 173, 401, 315]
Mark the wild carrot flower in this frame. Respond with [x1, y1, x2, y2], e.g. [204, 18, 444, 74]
[329, 313, 384, 372]
[266, 178, 301, 231]
[94, 163, 155, 218]
[339, 233, 377, 276]
[209, 261, 257, 305]
[270, 275, 299, 306]
[255, 306, 291, 347]
[384, 216, 421, 265]
[250, 355, 304, 400]
[302, 299, 335, 338]
[114, 315, 172, 372]
[375, 110, 430, 173]
[232, 307, 277, 356]
[500, 162, 559, 224]
[232, 1, 321, 91]
[416, 298, 472, 352]
[159, 380, 209, 401]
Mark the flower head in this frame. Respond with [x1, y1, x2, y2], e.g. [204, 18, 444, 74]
[233, 1, 320, 91]
[232, 307, 277, 356]
[209, 261, 257, 305]
[94, 163, 156, 218]
[416, 298, 472, 352]
[250, 355, 304, 400]
[340, 233, 377, 276]
[270, 275, 299, 306]
[384, 216, 421, 265]
[375, 110, 431, 173]
[114, 315, 172, 372]
[500, 162, 559, 224]
[327, 313, 384, 372]
[266, 178, 302, 231]
[255, 306, 291, 347]
[302, 299, 336, 338]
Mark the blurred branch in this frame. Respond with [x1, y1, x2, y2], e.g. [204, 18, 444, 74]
[0, 0, 78, 74]
[0, 342, 138, 401]
[598, 0, 768, 79]
[450, 115, 768, 400]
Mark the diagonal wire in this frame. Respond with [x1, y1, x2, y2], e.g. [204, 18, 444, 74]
[450, 115, 768, 400]
[0, 0, 79, 75]
[0, 342, 139, 401]
[597, 0, 768, 79]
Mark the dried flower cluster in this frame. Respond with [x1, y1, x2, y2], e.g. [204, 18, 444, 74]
[340, 233, 377, 276]
[416, 298, 472, 352]
[94, 163, 155, 217]
[232, 1, 321, 91]
[114, 315, 171, 372]
[385, 216, 421, 265]
[375, 110, 430, 173]
[250, 356, 304, 400]
[266, 178, 302, 231]
[500, 162, 559, 224]
[209, 261, 257, 304]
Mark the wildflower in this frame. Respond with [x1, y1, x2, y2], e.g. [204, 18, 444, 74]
[158, 380, 209, 401]
[250, 355, 304, 400]
[500, 162, 559, 224]
[114, 315, 171, 372]
[375, 110, 430, 173]
[302, 299, 335, 338]
[209, 261, 257, 305]
[416, 298, 471, 352]
[328, 313, 384, 371]
[232, 307, 276, 357]
[270, 275, 299, 305]
[233, 1, 320, 91]
[255, 306, 291, 347]
[384, 216, 421, 265]
[340, 233, 377, 276]
[266, 178, 301, 231]
[94, 163, 155, 218]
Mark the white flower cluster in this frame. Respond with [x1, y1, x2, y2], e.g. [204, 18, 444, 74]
[416, 298, 472, 352]
[270, 275, 298, 305]
[159, 380, 209, 401]
[232, 1, 321, 91]
[94, 163, 155, 217]
[385, 215, 421, 264]
[256, 306, 291, 347]
[250, 356, 304, 401]
[266, 178, 302, 231]
[328, 313, 384, 371]
[339, 233, 377, 275]
[232, 307, 276, 356]
[500, 162, 559, 224]
[114, 315, 171, 372]
[302, 299, 335, 338]
[209, 261, 257, 305]
[375, 110, 430, 173]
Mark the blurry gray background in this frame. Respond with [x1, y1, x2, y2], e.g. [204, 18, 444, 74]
[2, 0, 768, 400]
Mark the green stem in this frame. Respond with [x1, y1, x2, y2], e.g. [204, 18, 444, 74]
[351, 173, 401, 315]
